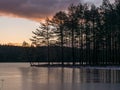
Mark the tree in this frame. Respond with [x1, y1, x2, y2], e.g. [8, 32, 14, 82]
[29, 0, 120, 66]
[67, 4, 80, 65]
[101, 0, 115, 65]
[52, 11, 68, 65]
[114, 0, 120, 65]
[22, 41, 29, 47]
[30, 18, 55, 64]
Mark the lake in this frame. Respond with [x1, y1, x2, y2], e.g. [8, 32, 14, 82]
[0, 63, 120, 90]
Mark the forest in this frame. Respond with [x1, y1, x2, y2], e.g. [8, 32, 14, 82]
[30, 0, 120, 66]
[0, 0, 120, 66]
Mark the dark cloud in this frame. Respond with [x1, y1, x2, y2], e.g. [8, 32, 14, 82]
[0, 0, 114, 21]
[0, 0, 81, 21]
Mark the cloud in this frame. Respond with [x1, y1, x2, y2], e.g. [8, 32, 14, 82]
[0, 0, 114, 22]
[82, 0, 102, 5]
[0, 0, 80, 21]
[82, 0, 114, 6]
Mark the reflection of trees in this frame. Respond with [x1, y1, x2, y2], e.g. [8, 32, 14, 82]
[79, 68, 120, 83]
[20, 67, 51, 90]
[20, 67, 33, 90]
[20, 68, 120, 90]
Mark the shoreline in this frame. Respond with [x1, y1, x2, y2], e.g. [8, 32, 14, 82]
[31, 64, 120, 70]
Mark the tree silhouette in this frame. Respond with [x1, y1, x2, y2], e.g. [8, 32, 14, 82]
[66, 4, 80, 65]
[29, 0, 120, 66]
[52, 11, 68, 65]
[30, 18, 55, 64]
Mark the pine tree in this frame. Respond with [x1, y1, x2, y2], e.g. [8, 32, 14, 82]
[52, 11, 68, 65]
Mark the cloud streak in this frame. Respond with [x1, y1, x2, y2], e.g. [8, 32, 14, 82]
[0, 0, 114, 22]
[0, 0, 80, 21]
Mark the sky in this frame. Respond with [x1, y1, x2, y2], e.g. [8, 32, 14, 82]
[0, 0, 114, 45]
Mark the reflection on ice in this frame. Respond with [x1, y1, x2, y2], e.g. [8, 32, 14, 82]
[0, 79, 4, 90]
[19, 67, 120, 90]
[0, 64, 120, 90]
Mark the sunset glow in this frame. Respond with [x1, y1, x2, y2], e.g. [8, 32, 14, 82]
[0, 16, 38, 44]
[0, 0, 114, 45]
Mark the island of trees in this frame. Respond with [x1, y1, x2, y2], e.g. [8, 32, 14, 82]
[0, 0, 120, 66]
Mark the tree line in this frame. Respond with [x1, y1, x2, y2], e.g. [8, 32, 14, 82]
[0, 45, 26, 62]
[30, 0, 120, 66]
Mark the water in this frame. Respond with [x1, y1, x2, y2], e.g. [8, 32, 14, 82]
[0, 63, 120, 90]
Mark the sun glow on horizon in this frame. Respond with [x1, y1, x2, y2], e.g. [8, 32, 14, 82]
[0, 0, 115, 46]
[0, 16, 39, 45]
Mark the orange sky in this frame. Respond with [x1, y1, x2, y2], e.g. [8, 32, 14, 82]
[0, 0, 81, 45]
[0, 0, 114, 45]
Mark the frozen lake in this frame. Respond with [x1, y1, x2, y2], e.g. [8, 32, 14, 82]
[0, 63, 120, 90]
